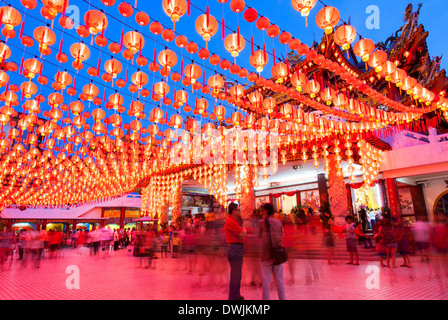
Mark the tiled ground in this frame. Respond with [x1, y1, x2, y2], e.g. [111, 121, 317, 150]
[0, 246, 447, 300]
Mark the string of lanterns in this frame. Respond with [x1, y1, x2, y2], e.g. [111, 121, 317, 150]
[0, 0, 444, 216]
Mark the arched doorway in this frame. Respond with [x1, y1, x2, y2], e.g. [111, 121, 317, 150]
[433, 190, 448, 222]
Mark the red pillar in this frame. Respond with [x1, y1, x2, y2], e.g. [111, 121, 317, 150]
[119, 207, 125, 229]
[385, 178, 401, 221]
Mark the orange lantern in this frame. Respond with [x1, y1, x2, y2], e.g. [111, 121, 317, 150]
[184, 64, 202, 83]
[131, 71, 149, 89]
[84, 10, 108, 35]
[195, 13, 219, 46]
[353, 38, 375, 63]
[153, 81, 170, 99]
[130, 100, 145, 116]
[248, 91, 263, 108]
[54, 70, 72, 89]
[304, 79, 320, 98]
[104, 58, 122, 78]
[47, 92, 63, 108]
[390, 69, 407, 89]
[135, 11, 150, 26]
[290, 71, 307, 92]
[368, 50, 388, 73]
[34, 26, 56, 51]
[0, 6, 22, 30]
[271, 62, 288, 84]
[108, 93, 124, 109]
[123, 31, 145, 53]
[195, 98, 208, 114]
[70, 101, 84, 115]
[262, 97, 277, 114]
[83, 83, 99, 101]
[224, 32, 245, 58]
[20, 81, 38, 98]
[229, 84, 245, 102]
[291, 0, 317, 26]
[42, 0, 69, 18]
[0, 43, 11, 63]
[213, 105, 226, 121]
[169, 114, 183, 129]
[208, 74, 225, 93]
[70, 42, 90, 69]
[334, 24, 357, 51]
[174, 90, 188, 106]
[162, 0, 187, 31]
[250, 50, 268, 73]
[150, 108, 164, 123]
[315, 6, 340, 34]
[23, 58, 42, 79]
[158, 49, 177, 72]
[231, 111, 243, 126]
[321, 87, 336, 105]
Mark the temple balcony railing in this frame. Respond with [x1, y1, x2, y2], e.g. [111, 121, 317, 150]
[380, 127, 448, 179]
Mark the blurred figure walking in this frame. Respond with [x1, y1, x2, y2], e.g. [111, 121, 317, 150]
[258, 203, 286, 300]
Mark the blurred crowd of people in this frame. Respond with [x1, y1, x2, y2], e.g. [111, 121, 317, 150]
[1, 210, 448, 298]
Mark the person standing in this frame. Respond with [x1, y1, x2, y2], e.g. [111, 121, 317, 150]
[379, 217, 398, 268]
[258, 203, 286, 300]
[224, 203, 247, 301]
[344, 216, 359, 265]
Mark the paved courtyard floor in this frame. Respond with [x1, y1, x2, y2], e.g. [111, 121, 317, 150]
[0, 246, 447, 301]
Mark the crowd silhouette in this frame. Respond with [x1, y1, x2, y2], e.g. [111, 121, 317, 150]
[1, 209, 448, 297]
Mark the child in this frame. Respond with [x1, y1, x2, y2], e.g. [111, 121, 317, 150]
[373, 232, 386, 267]
[172, 233, 180, 258]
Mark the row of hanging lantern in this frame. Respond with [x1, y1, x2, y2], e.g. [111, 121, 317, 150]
[0, 0, 442, 210]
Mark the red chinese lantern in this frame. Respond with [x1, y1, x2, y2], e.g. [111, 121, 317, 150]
[353, 38, 375, 63]
[214, 105, 226, 121]
[104, 58, 122, 78]
[224, 32, 245, 58]
[84, 10, 108, 35]
[158, 49, 177, 72]
[291, 0, 317, 26]
[34, 26, 57, 52]
[208, 74, 225, 93]
[54, 70, 72, 89]
[315, 6, 340, 34]
[175, 35, 188, 48]
[262, 97, 277, 114]
[250, 50, 268, 73]
[195, 13, 218, 47]
[230, 0, 245, 13]
[162, 0, 187, 31]
[174, 90, 188, 105]
[135, 12, 150, 26]
[23, 58, 42, 79]
[334, 24, 357, 51]
[0, 6, 22, 30]
[184, 64, 202, 83]
[70, 101, 85, 115]
[290, 71, 307, 92]
[20, 81, 38, 98]
[256, 16, 269, 31]
[266, 24, 280, 38]
[70, 42, 90, 70]
[124, 31, 144, 53]
[150, 21, 163, 35]
[118, 2, 133, 17]
[271, 62, 288, 84]
[42, 0, 69, 19]
[244, 8, 258, 22]
[368, 50, 388, 73]
[131, 71, 149, 89]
